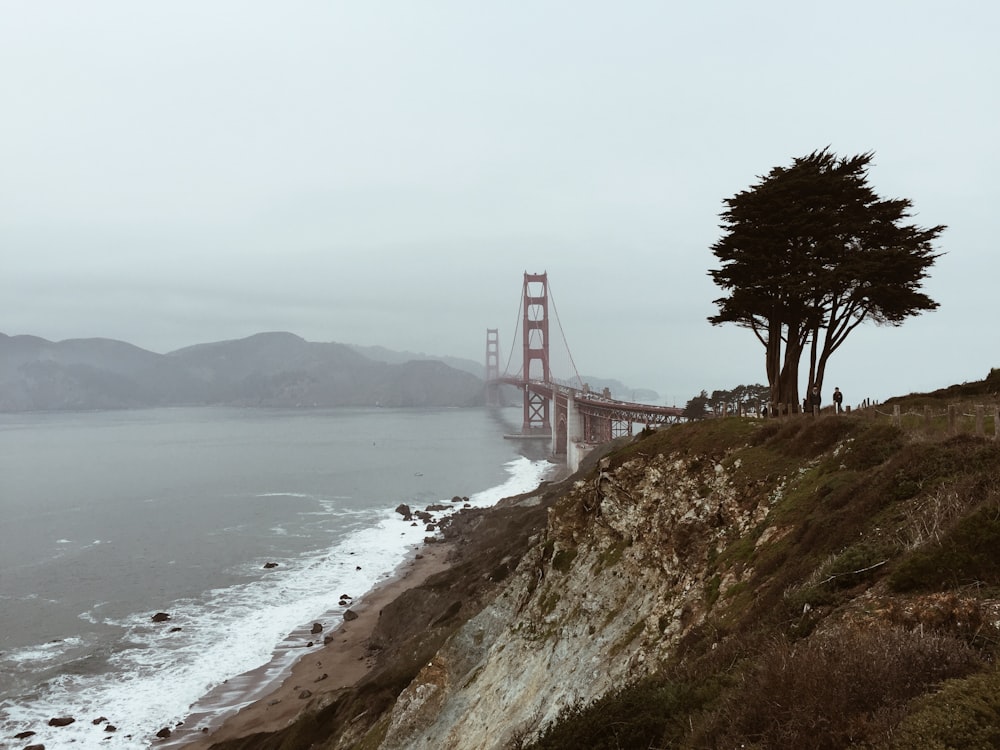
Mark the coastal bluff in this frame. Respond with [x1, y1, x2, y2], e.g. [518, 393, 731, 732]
[197, 376, 1000, 750]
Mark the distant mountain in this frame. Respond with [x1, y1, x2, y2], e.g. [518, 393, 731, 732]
[0, 332, 485, 412]
[347, 346, 660, 403]
[575, 376, 659, 404]
[346, 343, 484, 379]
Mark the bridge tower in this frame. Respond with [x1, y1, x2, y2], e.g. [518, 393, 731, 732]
[484, 328, 500, 406]
[522, 272, 551, 433]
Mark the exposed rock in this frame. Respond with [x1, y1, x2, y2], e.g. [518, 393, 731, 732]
[343, 609, 358, 621]
[151, 612, 171, 623]
[92, 716, 107, 725]
[25, 744, 44, 750]
[395, 504, 413, 520]
[48, 716, 75, 727]
[310, 622, 323, 634]
[105, 724, 117, 732]
[298, 689, 313, 699]
[156, 726, 172, 738]
[14, 730, 35, 739]
[263, 561, 278, 569]
[378, 449, 745, 750]
[425, 503, 450, 512]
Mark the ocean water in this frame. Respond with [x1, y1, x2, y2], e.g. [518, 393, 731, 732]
[0, 406, 552, 748]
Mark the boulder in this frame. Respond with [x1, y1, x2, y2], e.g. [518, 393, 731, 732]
[425, 503, 450, 512]
[310, 622, 323, 634]
[48, 716, 75, 727]
[156, 726, 172, 738]
[263, 561, 278, 569]
[105, 724, 117, 732]
[394, 503, 412, 520]
[92, 716, 107, 725]
[151, 612, 171, 623]
[14, 730, 35, 739]
[343, 609, 359, 621]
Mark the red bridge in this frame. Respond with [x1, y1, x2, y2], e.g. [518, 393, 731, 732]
[486, 272, 684, 471]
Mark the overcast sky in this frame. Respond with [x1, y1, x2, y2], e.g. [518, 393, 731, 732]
[2, 1, 996, 406]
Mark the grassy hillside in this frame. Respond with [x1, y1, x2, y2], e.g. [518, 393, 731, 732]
[527, 376, 1000, 750]
[205, 371, 1000, 750]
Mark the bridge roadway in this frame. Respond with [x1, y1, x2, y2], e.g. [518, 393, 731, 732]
[495, 376, 684, 471]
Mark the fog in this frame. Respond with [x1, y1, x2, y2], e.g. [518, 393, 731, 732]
[2, 1, 996, 405]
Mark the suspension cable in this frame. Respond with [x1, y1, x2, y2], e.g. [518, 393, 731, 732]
[503, 281, 524, 378]
[547, 280, 584, 388]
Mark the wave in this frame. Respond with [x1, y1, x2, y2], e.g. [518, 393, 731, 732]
[0, 456, 554, 749]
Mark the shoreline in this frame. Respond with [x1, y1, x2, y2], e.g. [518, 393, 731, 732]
[170, 541, 455, 749]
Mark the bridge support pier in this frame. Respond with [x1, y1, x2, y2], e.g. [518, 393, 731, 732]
[563, 392, 601, 473]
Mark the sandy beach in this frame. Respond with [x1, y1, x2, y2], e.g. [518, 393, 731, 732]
[172, 541, 454, 749]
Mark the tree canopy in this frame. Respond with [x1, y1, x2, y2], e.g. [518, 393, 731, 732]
[683, 383, 769, 420]
[708, 149, 945, 408]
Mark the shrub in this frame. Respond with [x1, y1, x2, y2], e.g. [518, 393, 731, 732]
[690, 624, 983, 749]
[525, 677, 714, 750]
[886, 666, 1000, 749]
[551, 547, 578, 574]
[890, 503, 1000, 592]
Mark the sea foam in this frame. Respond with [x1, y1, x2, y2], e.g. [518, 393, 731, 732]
[0, 456, 552, 749]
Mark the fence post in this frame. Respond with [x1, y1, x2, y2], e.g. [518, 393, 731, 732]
[948, 404, 957, 434]
[976, 405, 985, 437]
[892, 405, 901, 428]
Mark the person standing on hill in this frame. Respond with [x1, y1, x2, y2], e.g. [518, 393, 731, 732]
[809, 386, 821, 413]
[833, 387, 844, 413]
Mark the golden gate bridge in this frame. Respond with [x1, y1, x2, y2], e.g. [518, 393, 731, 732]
[485, 272, 683, 471]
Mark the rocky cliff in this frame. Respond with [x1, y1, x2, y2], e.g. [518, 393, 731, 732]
[211, 387, 1000, 750]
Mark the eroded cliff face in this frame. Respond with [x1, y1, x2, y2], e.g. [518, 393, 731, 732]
[208, 411, 1000, 749]
[380, 444, 767, 750]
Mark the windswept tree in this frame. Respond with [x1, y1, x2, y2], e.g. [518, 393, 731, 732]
[708, 149, 945, 408]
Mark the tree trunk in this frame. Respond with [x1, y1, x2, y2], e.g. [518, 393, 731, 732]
[807, 326, 819, 394]
[766, 319, 782, 407]
[776, 319, 805, 409]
